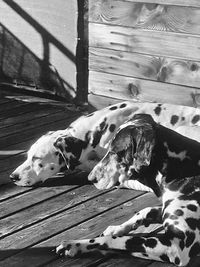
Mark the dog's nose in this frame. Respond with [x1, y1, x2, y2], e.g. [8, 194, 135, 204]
[10, 173, 20, 182]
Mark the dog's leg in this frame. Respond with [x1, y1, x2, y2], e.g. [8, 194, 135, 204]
[102, 206, 162, 237]
[56, 231, 192, 266]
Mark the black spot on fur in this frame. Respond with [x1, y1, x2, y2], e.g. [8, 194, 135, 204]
[170, 115, 179, 126]
[109, 106, 118, 110]
[187, 204, 197, 212]
[189, 242, 200, 258]
[125, 237, 145, 253]
[66, 244, 72, 251]
[145, 238, 157, 248]
[192, 115, 200, 124]
[55, 151, 59, 156]
[99, 243, 109, 250]
[76, 243, 80, 247]
[170, 215, 178, 220]
[179, 239, 185, 250]
[190, 63, 198, 71]
[68, 155, 81, 170]
[185, 231, 195, 248]
[87, 243, 100, 250]
[92, 118, 108, 148]
[181, 116, 185, 121]
[160, 254, 170, 262]
[154, 104, 162, 116]
[89, 239, 95, 243]
[186, 218, 199, 230]
[174, 209, 184, 216]
[109, 124, 116, 132]
[158, 234, 172, 246]
[174, 257, 180, 265]
[166, 225, 185, 240]
[120, 103, 127, 108]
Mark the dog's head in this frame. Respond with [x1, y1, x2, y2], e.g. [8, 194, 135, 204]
[10, 131, 68, 186]
[88, 114, 156, 189]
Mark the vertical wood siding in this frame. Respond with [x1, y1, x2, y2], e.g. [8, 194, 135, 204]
[88, 0, 200, 108]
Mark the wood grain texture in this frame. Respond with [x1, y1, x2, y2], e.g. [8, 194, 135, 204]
[119, 0, 200, 8]
[0, 192, 155, 266]
[89, 71, 200, 107]
[89, 47, 200, 89]
[89, 23, 200, 61]
[89, 0, 200, 35]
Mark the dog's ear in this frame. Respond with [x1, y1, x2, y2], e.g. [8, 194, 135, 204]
[111, 114, 156, 172]
[53, 136, 88, 170]
[132, 118, 155, 172]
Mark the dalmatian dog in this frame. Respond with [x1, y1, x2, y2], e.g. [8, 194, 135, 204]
[10, 101, 200, 188]
[56, 114, 200, 266]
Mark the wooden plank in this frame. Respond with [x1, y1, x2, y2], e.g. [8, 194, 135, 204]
[96, 257, 152, 267]
[89, 0, 200, 35]
[0, 103, 46, 119]
[0, 184, 79, 219]
[0, 189, 146, 259]
[89, 23, 200, 61]
[120, 0, 200, 8]
[89, 47, 200, 89]
[0, 187, 141, 239]
[0, 183, 32, 202]
[0, 107, 63, 129]
[0, 114, 78, 149]
[0, 192, 158, 266]
[89, 71, 200, 107]
[0, 101, 28, 113]
[0, 110, 73, 138]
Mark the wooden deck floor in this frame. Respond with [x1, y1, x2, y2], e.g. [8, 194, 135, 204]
[0, 93, 199, 267]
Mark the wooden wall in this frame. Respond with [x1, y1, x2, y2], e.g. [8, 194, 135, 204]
[88, 0, 200, 109]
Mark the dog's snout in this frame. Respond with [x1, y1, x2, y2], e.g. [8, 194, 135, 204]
[10, 173, 20, 182]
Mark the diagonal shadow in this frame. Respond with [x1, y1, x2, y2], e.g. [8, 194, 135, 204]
[0, 0, 77, 100]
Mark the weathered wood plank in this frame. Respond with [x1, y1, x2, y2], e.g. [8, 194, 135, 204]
[0, 110, 73, 138]
[89, 71, 200, 107]
[0, 115, 78, 149]
[0, 189, 146, 261]
[0, 192, 157, 266]
[89, 23, 200, 61]
[0, 107, 63, 129]
[0, 183, 31, 202]
[0, 187, 142, 239]
[120, 0, 200, 8]
[89, 47, 200, 89]
[0, 101, 28, 113]
[0, 184, 79, 219]
[89, 0, 200, 35]
[0, 103, 47, 120]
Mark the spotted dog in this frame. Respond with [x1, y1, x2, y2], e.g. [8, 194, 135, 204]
[56, 114, 200, 266]
[11, 102, 200, 187]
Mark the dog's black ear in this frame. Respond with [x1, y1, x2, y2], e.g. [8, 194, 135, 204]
[132, 118, 155, 172]
[54, 136, 88, 170]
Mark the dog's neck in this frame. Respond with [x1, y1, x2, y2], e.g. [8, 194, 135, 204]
[136, 125, 200, 196]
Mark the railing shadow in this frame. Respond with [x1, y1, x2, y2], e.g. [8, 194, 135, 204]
[0, 0, 77, 100]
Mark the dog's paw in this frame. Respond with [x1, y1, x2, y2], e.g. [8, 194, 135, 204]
[56, 241, 80, 257]
[102, 225, 129, 237]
